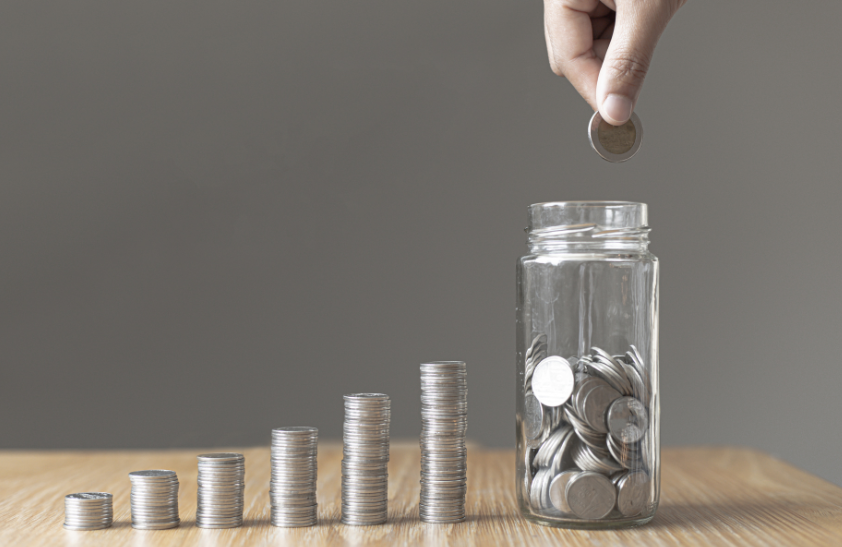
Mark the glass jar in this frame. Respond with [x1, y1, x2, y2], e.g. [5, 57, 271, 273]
[516, 201, 659, 529]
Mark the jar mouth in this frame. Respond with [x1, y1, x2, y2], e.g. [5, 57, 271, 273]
[527, 201, 647, 232]
[531, 200, 640, 208]
[527, 201, 649, 250]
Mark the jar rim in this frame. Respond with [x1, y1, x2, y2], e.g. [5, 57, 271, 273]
[528, 201, 647, 232]
[530, 200, 644, 209]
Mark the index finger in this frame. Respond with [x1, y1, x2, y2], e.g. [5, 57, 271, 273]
[544, 0, 608, 111]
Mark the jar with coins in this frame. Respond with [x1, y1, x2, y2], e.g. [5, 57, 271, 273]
[516, 201, 659, 528]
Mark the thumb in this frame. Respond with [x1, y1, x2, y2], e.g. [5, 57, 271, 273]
[596, 0, 673, 126]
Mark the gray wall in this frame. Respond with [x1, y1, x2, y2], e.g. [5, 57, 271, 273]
[2, 1, 841, 487]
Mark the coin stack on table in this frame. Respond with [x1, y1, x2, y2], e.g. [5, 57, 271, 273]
[129, 470, 180, 529]
[196, 453, 246, 528]
[341, 393, 391, 525]
[419, 361, 468, 523]
[269, 426, 319, 527]
[63, 492, 113, 531]
[524, 341, 653, 521]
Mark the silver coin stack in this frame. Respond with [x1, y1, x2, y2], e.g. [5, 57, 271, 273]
[524, 339, 653, 521]
[419, 361, 468, 523]
[196, 453, 246, 528]
[341, 393, 391, 526]
[63, 492, 113, 531]
[129, 470, 180, 529]
[270, 426, 319, 527]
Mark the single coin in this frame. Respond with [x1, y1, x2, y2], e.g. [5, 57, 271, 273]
[130, 470, 177, 479]
[616, 470, 651, 517]
[582, 383, 622, 434]
[531, 356, 575, 407]
[607, 396, 649, 443]
[523, 393, 544, 441]
[565, 471, 617, 520]
[588, 111, 644, 162]
[65, 492, 112, 502]
[548, 470, 579, 514]
[198, 453, 244, 461]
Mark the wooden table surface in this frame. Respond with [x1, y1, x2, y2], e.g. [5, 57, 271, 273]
[1, 443, 840, 546]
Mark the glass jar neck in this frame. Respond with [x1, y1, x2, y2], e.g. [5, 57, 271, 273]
[526, 201, 650, 254]
[527, 224, 651, 254]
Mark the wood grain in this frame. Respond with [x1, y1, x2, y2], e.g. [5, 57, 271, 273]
[1, 444, 840, 546]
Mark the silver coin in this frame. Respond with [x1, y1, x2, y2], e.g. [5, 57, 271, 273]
[573, 375, 603, 418]
[548, 470, 579, 514]
[581, 383, 622, 434]
[607, 396, 649, 443]
[523, 393, 544, 441]
[616, 470, 651, 517]
[565, 471, 617, 520]
[531, 356, 574, 407]
[129, 470, 176, 479]
[64, 493, 111, 503]
[588, 110, 643, 163]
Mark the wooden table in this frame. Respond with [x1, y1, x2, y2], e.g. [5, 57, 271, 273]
[1, 444, 840, 546]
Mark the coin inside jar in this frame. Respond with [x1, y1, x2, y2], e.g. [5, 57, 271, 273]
[616, 470, 651, 517]
[523, 393, 544, 441]
[565, 471, 617, 520]
[548, 470, 579, 514]
[531, 356, 575, 407]
[588, 111, 643, 162]
[581, 381, 621, 434]
[606, 396, 649, 443]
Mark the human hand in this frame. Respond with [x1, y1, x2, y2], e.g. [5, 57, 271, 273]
[544, 0, 685, 125]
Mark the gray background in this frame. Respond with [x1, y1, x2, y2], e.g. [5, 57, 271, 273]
[2, 0, 841, 487]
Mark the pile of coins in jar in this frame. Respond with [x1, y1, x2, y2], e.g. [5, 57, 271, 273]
[523, 334, 653, 521]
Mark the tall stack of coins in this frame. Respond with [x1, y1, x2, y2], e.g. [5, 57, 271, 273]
[270, 426, 319, 527]
[63, 492, 113, 531]
[196, 453, 245, 528]
[129, 470, 180, 529]
[524, 342, 653, 521]
[341, 393, 391, 525]
[419, 361, 468, 523]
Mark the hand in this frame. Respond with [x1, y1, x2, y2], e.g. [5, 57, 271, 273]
[544, 0, 685, 125]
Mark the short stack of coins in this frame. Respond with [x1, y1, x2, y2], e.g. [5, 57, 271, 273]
[63, 493, 113, 530]
[196, 453, 245, 528]
[129, 470, 180, 529]
[341, 393, 391, 525]
[270, 426, 319, 527]
[419, 361, 468, 523]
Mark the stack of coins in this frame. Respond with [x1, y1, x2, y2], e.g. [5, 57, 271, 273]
[419, 361, 468, 523]
[196, 453, 245, 528]
[341, 393, 391, 525]
[129, 470, 180, 529]
[270, 426, 319, 527]
[63, 493, 113, 530]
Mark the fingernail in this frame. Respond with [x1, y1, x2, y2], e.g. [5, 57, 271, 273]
[602, 94, 633, 125]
